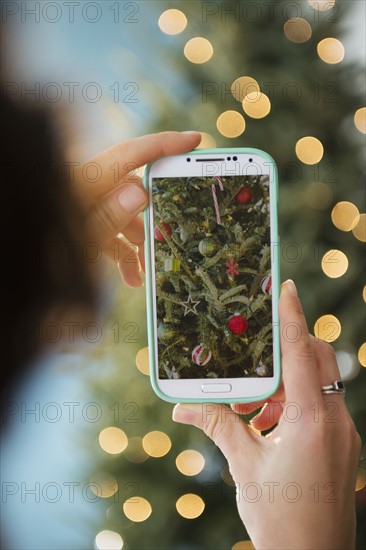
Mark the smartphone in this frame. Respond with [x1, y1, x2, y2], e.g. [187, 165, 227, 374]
[143, 148, 280, 403]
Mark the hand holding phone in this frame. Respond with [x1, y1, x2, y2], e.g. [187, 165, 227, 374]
[144, 148, 280, 402]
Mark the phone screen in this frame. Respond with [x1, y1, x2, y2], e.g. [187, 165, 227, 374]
[152, 175, 273, 380]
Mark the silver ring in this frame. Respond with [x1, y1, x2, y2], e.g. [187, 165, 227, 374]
[321, 380, 346, 395]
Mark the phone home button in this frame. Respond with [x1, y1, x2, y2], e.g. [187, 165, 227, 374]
[201, 383, 232, 393]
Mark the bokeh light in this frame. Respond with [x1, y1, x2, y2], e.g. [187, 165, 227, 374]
[135, 347, 150, 375]
[184, 37, 213, 64]
[176, 494, 205, 519]
[358, 343, 366, 367]
[321, 249, 348, 278]
[197, 132, 217, 148]
[305, 182, 333, 210]
[331, 202, 360, 232]
[284, 18, 312, 43]
[336, 351, 359, 381]
[355, 467, 366, 491]
[95, 530, 123, 550]
[176, 450, 205, 476]
[242, 92, 271, 119]
[123, 497, 152, 522]
[216, 110, 246, 138]
[317, 38, 345, 64]
[90, 473, 118, 498]
[354, 107, 366, 134]
[308, 0, 336, 11]
[158, 9, 187, 35]
[352, 213, 366, 242]
[99, 427, 128, 454]
[363, 285, 366, 303]
[231, 76, 260, 102]
[314, 314, 341, 342]
[232, 542, 255, 550]
[295, 136, 324, 164]
[123, 437, 149, 463]
[142, 431, 172, 458]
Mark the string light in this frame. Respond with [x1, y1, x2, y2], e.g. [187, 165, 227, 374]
[308, 0, 336, 10]
[216, 111, 245, 138]
[242, 92, 271, 119]
[176, 450, 205, 476]
[354, 107, 366, 134]
[284, 18, 312, 43]
[305, 182, 332, 209]
[90, 473, 118, 498]
[158, 9, 187, 35]
[99, 427, 128, 454]
[295, 136, 324, 164]
[363, 285, 366, 303]
[123, 497, 152, 522]
[358, 343, 366, 367]
[184, 37, 213, 64]
[352, 213, 366, 242]
[331, 202, 360, 232]
[142, 431, 172, 458]
[95, 530, 123, 550]
[123, 436, 149, 463]
[355, 467, 366, 491]
[321, 249, 348, 278]
[176, 493, 205, 519]
[314, 314, 341, 342]
[136, 347, 149, 375]
[231, 76, 260, 102]
[197, 132, 217, 148]
[317, 38, 345, 64]
[232, 542, 255, 550]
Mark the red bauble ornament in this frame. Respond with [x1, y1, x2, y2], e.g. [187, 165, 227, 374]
[228, 313, 248, 334]
[154, 223, 172, 241]
[235, 187, 253, 204]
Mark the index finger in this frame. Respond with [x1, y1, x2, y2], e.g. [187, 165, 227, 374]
[75, 131, 202, 201]
[279, 280, 322, 405]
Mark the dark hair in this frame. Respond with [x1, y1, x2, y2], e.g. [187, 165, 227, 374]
[1, 93, 99, 400]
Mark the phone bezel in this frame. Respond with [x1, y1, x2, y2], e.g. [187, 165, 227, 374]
[144, 148, 281, 403]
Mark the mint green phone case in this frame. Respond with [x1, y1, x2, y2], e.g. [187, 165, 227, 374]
[143, 148, 281, 403]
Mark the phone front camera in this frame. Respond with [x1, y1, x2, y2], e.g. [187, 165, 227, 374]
[249, 158, 253, 162]
[233, 156, 237, 161]
[227, 156, 231, 161]
[187, 158, 191, 162]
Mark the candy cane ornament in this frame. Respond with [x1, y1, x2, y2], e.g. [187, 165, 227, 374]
[211, 176, 224, 225]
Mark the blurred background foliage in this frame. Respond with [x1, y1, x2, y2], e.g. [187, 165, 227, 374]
[3, 0, 365, 549]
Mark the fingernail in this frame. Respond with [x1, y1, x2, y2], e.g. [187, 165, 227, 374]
[118, 185, 147, 212]
[181, 131, 201, 136]
[282, 279, 298, 297]
[172, 404, 200, 424]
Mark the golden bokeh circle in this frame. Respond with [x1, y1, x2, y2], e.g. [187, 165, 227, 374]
[284, 18, 312, 43]
[158, 9, 187, 35]
[358, 343, 366, 368]
[142, 431, 172, 458]
[99, 427, 128, 455]
[176, 450, 205, 476]
[308, 0, 336, 10]
[176, 493, 205, 519]
[123, 497, 152, 522]
[314, 314, 341, 343]
[352, 213, 366, 242]
[331, 202, 360, 232]
[355, 467, 366, 491]
[231, 76, 260, 102]
[242, 92, 271, 119]
[216, 110, 246, 138]
[123, 436, 149, 463]
[295, 136, 324, 165]
[184, 37, 213, 64]
[305, 182, 333, 210]
[95, 530, 123, 550]
[90, 473, 118, 498]
[317, 38, 345, 64]
[354, 107, 366, 134]
[136, 347, 150, 375]
[321, 249, 348, 278]
[363, 285, 366, 303]
[232, 542, 255, 550]
[197, 132, 217, 149]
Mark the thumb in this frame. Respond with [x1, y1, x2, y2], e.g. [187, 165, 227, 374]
[172, 403, 258, 472]
[87, 183, 148, 249]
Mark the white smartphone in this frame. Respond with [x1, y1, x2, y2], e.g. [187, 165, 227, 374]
[143, 148, 280, 403]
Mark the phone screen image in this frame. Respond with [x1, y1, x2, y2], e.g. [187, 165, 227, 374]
[151, 174, 273, 381]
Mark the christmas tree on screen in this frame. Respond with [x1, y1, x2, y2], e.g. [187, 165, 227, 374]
[153, 175, 273, 379]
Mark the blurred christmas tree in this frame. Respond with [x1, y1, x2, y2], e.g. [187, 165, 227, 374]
[89, 1, 366, 549]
